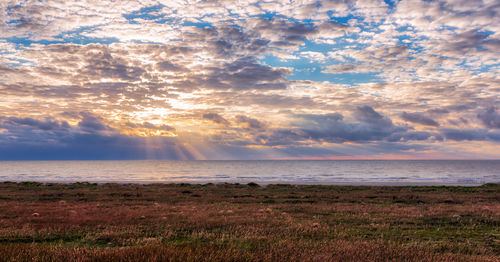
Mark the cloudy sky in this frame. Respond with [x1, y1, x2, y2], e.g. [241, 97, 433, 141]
[0, 0, 499, 160]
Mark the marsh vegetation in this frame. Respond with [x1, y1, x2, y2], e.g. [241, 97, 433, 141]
[0, 182, 498, 261]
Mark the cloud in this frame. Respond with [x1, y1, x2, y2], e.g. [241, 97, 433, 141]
[78, 114, 112, 133]
[202, 113, 230, 126]
[139, 122, 175, 131]
[0, 132, 195, 160]
[253, 108, 411, 146]
[300, 51, 328, 62]
[0, 115, 192, 160]
[78, 49, 146, 81]
[354, 106, 394, 127]
[387, 131, 443, 142]
[441, 128, 500, 142]
[204, 57, 290, 90]
[477, 107, 500, 129]
[4, 117, 69, 131]
[248, 17, 352, 48]
[0, 0, 499, 159]
[401, 112, 440, 127]
[235, 115, 265, 129]
[156, 61, 185, 72]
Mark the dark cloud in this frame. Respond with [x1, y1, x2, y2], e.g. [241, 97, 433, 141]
[255, 108, 410, 146]
[447, 117, 469, 126]
[477, 107, 500, 129]
[441, 128, 500, 141]
[126, 121, 175, 131]
[195, 92, 318, 108]
[253, 17, 316, 44]
[401, 112, 440, 127]
[247, 38, 270, 52]
[78, 114, 112, 133]
[0, 116, 192, 160]
[441, 129, 485, 141]
[203, 57, 289, 90]
[427, 108, 449, 114]
[183, 25, 268, 59]
[0, 133, 194, 160]
[77, 46, 147, 81]
[253, 129, 307, 146]
[445, 103, 478, 112]
[236, 107, 458, 148]
[156, 61, 185, 72]
[370, 45, 409, 60]
[387, 131, 443, 142]
[445, 30, 499, 54]
[297, 121, 399, 143]
[235, 115, 265, 129]
[141, 122, 175, 131]
[250, 18, 347, 47]
[212, 39, 234, 57]
[324, 64, 356, 73]
[202, 113, 229, 126]
[354, 106, 393, 127]
[4, 117, 69, 131]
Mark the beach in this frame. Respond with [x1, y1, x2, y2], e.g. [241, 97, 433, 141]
[0, 182, 498, 261]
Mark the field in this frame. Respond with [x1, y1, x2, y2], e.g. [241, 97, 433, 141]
[0, 182, 498, 261]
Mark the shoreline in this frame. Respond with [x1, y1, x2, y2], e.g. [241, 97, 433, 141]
[2, 180, 497, 187]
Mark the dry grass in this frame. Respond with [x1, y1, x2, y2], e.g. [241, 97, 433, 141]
[0, 182, 498, 261]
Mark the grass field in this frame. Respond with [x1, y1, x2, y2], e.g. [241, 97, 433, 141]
[0, 182, 498, 261]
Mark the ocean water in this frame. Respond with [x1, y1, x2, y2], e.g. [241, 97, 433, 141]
[0, 160, 499, 185]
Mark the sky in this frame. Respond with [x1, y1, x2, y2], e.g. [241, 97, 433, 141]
[0, 0, 499, 160]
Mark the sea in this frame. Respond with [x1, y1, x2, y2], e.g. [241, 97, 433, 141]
[0, 160, 499, 185]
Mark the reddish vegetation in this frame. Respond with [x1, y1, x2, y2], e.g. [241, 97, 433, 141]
[0, 182, 498, 261]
